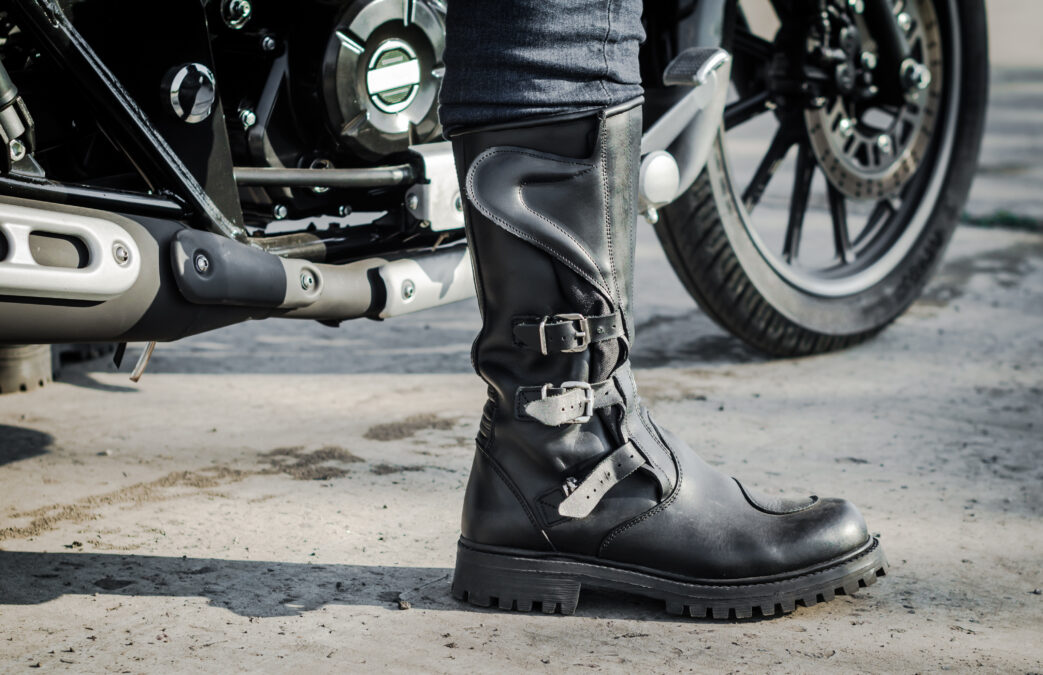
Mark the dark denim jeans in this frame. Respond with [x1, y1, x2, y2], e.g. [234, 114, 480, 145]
[438, 0, 645, 134]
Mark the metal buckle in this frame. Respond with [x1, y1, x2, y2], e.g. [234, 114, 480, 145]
[538, 380, 594, 424]
[536, 313, 590, 355]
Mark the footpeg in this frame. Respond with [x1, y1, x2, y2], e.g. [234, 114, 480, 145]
[639, 48, 731, 219]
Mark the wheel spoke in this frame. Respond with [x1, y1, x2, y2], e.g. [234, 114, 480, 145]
[783, 142, 815, 264]
[725, 91, 772, 130]
[827, 184, 855, 264]
[854, 197, 897, 246]
[742, 126, 796, 212]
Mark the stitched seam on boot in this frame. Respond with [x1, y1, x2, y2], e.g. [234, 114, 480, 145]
[466, 149, 612, 298]
[620, 367, 669, 482]
[476, 441, 553, 549]
[601, 120, 623, 319]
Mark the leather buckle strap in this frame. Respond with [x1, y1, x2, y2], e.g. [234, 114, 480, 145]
[513, 312, 623, 355]
[516, 378, 623, 426]
[558, 441, 645, 519]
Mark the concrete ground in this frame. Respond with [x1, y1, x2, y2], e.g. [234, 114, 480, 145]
[2, 3, 1042, 673]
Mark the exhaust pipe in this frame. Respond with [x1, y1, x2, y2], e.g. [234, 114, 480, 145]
[0, 196, 475, 344]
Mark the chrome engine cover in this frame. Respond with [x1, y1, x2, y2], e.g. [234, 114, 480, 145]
[322, 0, 445, 159]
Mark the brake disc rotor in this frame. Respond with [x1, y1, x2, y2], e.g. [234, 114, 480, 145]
[805, 0, 943, 200]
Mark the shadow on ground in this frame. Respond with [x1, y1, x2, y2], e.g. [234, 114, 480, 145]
[0, 426, 53, 466]
[0, 551, 847, 622]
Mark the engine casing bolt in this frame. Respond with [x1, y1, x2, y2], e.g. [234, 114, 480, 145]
[338, 205, 352, 217]
[194, 253, 210, 274]
[112, 242, 131, 266]
[861, 51, 877, 70]
[239, 108, 257, 129]
[401, 279, 416, 300]
[261, 35, 277, 52]
[272, 204, 288, 220]
[300, 270, 316, 291]
[406, 193, 419, 211]
[8, 139, 26, 163]
[222, 0, 252, 29]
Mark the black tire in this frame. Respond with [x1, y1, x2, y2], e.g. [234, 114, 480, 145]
[654, 0, 988, 357]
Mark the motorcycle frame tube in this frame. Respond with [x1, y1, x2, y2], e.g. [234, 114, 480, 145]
[6, 0, 248, 241]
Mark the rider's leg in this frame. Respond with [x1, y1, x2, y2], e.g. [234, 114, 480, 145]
[440, 0, 887, 617]
[438, 0, 643, 134]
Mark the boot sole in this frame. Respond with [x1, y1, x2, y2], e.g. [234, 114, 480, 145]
[451, 537, 888, 619]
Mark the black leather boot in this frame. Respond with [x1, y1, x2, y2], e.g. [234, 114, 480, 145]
[449, 99, 887, 619]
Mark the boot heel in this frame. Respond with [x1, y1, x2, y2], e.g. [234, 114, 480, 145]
[451, 540, 581, 615]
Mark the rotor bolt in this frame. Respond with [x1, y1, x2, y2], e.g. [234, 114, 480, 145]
[112, 242, 131, 266]
[194, 253, 210, 274]
[406, 193, 419, 211]
[876, 134, 893, 156]
[272, 204, 288, 220]
[401, 279, 416, 301]
[837, 117, 855, 139]
[896, 12, 912, 33]
[300, 270, 316, 292]
[847, 0, 864, 13]
[901, 58, 932, 93]
[8, 138, 25, 163]
[861, 51, 877, 70]
[239, 108, 257, 129]
[260, 35, 277, 52]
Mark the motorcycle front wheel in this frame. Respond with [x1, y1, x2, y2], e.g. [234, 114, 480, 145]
[654, 0, 988, 356]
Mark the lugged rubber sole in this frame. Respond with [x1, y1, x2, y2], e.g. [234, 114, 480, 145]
[451, 537, 888, 619]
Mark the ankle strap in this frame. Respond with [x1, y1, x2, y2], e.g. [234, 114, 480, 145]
[515, 378, 623, 426]
[513, 312, 623, 355]
[558, 441, 645, 519]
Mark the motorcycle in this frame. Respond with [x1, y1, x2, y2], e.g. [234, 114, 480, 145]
[0, 0, 988, 390]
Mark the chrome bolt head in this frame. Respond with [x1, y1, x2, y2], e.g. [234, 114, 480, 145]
[337, 205, 352, 217]
[453, 193, 463, 212]
[838, 117, 855, 139]
[847, 0, 864, 13]
[901, 58, 932, 92]
[876, 134, 894, 156]
[222, 0, 252, 29]
[272, 204, 288, 220]
[644, 206, 659, 225]
[260, 35, 277, 52]
[239, 108, 257, 129]
[896, 12, 912, 32]
[112, 242, 131, 266]
[300, 270, 316, 291]
[861, 51, 877, 70]
[405, 193, 420, 211]
[194, 253, 210, 274]
[8, 138, 26, 162]
[401, 279, 416, 300]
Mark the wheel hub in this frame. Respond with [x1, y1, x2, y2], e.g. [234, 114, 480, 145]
[803, 0, 943, 200]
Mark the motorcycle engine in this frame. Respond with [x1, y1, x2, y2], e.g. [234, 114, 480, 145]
[321, 0, 445, 159]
